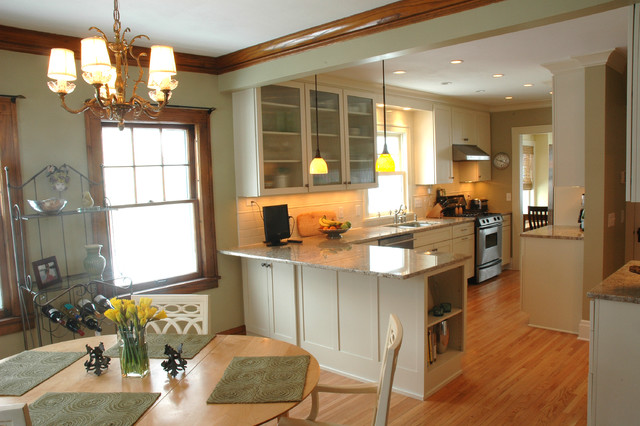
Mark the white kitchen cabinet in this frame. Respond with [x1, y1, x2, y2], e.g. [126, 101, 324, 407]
[454, 108, 491, 182]
[414, 226, 452, 253]
[233, 83, 308, 197]
[233, 82, 377, 197]
[306, 85, 378, 191]
[414, 105, 454, 185]
[452, 223, 475, 280]
[502, 214, 512, 266]
[241, 258, 297, 344]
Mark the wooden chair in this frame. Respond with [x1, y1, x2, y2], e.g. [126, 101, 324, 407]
[278, 314, 403, 426]
[131, 294, 208, 334]
[0, 403, 32, 426]
[527, 206, 548, 230]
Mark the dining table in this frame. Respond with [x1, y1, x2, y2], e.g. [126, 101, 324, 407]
[0, 334, 320, 425]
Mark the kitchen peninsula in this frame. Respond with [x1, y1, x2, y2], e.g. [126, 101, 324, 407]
[220, 219, 471, 399]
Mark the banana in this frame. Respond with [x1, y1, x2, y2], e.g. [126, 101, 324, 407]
[319, 215, 351, 229]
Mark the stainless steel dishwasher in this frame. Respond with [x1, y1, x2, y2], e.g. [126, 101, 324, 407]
[378, 233, 414, 249]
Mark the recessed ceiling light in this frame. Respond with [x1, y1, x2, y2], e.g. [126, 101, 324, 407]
[523, 83, 534, 87]
[450, 59, 463, 64]
[441, 81, 452, 85]
[393, 70, 406, 75]
[402, 107, 412, 111]
[505, 96, 513, 100]
[492, 74, 504, 78]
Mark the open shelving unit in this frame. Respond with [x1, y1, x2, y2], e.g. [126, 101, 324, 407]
[4, 164, 131, 349]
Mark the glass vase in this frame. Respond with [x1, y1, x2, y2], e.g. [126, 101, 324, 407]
[118, 327, 150, 378]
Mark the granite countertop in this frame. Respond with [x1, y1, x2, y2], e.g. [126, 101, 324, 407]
[520, 225, 584, 240]
[587, 261, 640, 304]
[220, 218, 473, 279]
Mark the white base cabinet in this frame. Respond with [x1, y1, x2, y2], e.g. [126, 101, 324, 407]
[241, 259, 297, 344]
[589, 299, 640, 425]
[241, 257, 466, 400]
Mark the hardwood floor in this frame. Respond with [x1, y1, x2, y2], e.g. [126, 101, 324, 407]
[272, 269, 589, 425]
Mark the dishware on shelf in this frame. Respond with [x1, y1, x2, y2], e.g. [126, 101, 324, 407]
[28, 198, 67, 214]
[318, 228, 349, 239]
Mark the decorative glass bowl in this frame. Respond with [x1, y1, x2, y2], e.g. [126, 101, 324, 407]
[28, 198, 67, 214]
[319, 228, 349, 239]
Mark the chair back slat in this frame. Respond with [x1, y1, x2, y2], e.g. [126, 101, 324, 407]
[372, 314, 403, 426]
[528, 206, 549, 230]
[131, 294, 209, 335]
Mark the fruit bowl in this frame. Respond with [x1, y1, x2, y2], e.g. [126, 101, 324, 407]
[319, 228, 349, 239]
[28, 198, 67, 215]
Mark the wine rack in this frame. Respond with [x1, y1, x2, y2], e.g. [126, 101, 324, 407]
[4, 164, 130, 349]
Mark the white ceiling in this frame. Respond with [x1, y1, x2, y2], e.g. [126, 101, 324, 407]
[325, 6, 629, 107]
[0, 1, 630, 108]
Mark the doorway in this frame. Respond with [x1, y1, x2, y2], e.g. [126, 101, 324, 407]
[511, 125, 553, 270]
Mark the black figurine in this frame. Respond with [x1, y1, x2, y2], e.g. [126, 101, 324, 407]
[84, 342, 111, 376]
[161, 343, 187, 377]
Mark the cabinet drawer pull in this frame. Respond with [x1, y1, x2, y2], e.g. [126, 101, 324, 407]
[260, 262, 271, 268]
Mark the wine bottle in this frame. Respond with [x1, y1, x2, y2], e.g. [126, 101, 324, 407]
[93, 294, 114, 314]
[61, 303, 82, 320]
[61, 314, 85, 336]
[41, 304, 66, 326]
[76, 298, 100, 317]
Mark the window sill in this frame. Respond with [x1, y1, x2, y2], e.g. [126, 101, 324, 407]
[132, 276, 220, 295]
[0, 315, 32, 336]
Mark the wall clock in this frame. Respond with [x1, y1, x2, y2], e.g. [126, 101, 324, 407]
[493, 152, 510, 170]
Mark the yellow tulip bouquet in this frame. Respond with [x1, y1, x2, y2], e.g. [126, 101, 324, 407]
[104, 297, 167, 377]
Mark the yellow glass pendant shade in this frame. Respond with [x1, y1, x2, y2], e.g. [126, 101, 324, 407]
[376, 152, 395, 172]
[310, 155, 328, 175]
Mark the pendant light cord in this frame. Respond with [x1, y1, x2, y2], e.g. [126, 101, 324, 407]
[314, 75, 321, 157]
[382, 60, 389, 155]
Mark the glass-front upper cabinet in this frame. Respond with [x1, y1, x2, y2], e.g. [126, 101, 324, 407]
[306, 85, 345, 191]
[344, 91, 377, 188]
[259, 83, 306, 192]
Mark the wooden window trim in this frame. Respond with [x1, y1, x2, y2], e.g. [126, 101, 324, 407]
[85, 108, 219, 294]
[0, 97, 24, 331]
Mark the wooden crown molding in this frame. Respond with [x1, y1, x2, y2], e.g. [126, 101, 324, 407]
[0, 0, 501, 75]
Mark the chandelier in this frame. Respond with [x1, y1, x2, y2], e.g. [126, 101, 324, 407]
[46, 0, 178, 129]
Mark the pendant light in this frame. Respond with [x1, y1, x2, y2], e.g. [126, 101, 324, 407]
[309, 74, 329, 175]
[375, 60, 396, 172]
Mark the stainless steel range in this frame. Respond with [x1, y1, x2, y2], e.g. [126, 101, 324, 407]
[474, 213, 503, 282]
[440, 195, 503, 283]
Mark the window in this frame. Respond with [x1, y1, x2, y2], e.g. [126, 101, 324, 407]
[85, 108, 219, 294]
[0, 97, 24, 331]
[367, 130, 407, 217]
[522, 145, 534, 213]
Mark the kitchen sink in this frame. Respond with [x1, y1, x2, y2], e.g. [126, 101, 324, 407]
[386, 221, 440, 228]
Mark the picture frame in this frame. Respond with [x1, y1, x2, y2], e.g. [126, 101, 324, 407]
[32, 256, 62, 289]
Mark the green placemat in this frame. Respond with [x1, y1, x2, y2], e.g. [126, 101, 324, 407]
[207, 355, 310, 404]
[0, 351, 85, 396]
[104, 333, 215, 359]
[28, 392, 160, 426]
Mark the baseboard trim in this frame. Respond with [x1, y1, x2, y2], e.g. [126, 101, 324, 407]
[217, 325, 246, 335]
[577, 320, 590, 341]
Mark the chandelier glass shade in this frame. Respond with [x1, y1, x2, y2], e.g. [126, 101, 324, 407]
[46, 0, 178, 129]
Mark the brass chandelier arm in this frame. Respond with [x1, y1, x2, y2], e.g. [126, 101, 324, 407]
[58, 94, 98, 115]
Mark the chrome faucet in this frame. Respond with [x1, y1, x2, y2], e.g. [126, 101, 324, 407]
[394, 204, 408, 224]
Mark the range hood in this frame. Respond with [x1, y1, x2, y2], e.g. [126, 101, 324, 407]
[452, 144, 491, 161]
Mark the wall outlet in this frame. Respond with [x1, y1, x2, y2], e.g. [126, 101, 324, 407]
[415, 197, 423, 208]
[338, 207, 344, 218]
[355, 205, 362, 217]
[608, 212, 615, 228]
[506, 192, 512, 201]
[245, 198, 252, 207]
